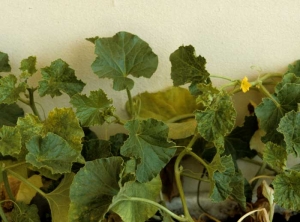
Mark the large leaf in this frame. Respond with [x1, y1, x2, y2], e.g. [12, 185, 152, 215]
[196, 92, 236, 150]
[110, 176, 161, 222]
[44, 173, 74, 222]
[16, 175, 43, 204]
[278, 111, 300, 156]
[70, 89, 115, 126]
[0, 103, 24, 127]
[275, 73, 300, 93]
[26, 133, 79, 174]
[169, 45, 210, 87]
[0, 74, 26, 104]
[255, 83, 300, 144]
[0, 51, 11, 72]
[263, 142, 287, 173]
[17, 114, 43, 145]
[0, 125, 22, 156]
[19, 56, 37, 80]
[38, 59, 85, 97]
[91, 31, 158, 91]
[273, 170, 300, 211]
[69, 157, 124, 222]
[121, 119, 176, 183]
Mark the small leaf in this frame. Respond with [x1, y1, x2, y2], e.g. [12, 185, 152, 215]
[121, 119, 176, 183]
[263, 142, 287, 172]
[110, 176, 162, 222]
[0, 103, 24, 127]
[91, 31, 158, 91]
[26, 133, 79, 174]
[0, 74, 26, 104]
[69, 157, 124, 222]
[278, 111, 300, 156]
[44, 173, 74, 222]
[273, 170, 300, 211]
[16, 175, 43, 204]
[19, 56, 37, 80]
[0, 51, 11, 72]
[70, 89, 115, 126]
[285, 60, 300, 77]
[196, 92, 236, 150]
[10, 202, 40, 222]
[38, 59, 85, 97]
[169, 45, 210, 88]
[0, 125, 22, 156]
[195, 83, 220, 106]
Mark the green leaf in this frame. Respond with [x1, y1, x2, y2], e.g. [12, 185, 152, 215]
[273, 170, 300, 211]
[169, 45, 210, 87]
[91, 31, 158, 91]
[42, 108, 84, 156]
[19, 56, 37, 80]
[196, 92, 236, 150]
[17, 114, 43, 145]
[0, 74, 26, 104]
[0, 51, 11, 72]
[69, 157, 124, 222]
[121, 119, 176, 183]
[10, 202, 40, 222]
[127, 87, 200, 121]
[255, 83, 300, 144]
[0, 103, 24, 127]
[0, 125, 22, 156]
[82, 139, 112, 161]
[263, 142, 287, 172]
[285, 60, 300, 77]
[195, 83, 220, 106]
[223, 116, 258, 166]
[26, 133, 79, 174]
[38, 59, 85, 97]
[229, 172, 246, 208]
[275, 73, 300, 93]
[44, 173, 74, 222]
[70, 89, 115, 126]
[110, 176, 161, 222]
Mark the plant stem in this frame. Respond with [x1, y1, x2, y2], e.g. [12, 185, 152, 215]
[257, 83, 280, 107]
[28, 88, 42, 120]
[18, 97, 30, 105]
[5, 169, 46, 197]
[166, 114, 195, 123]
[3, 161, 27, 170]
[0, 204, 8, 222]
[180, 171, 210, 182]
[126, 87, 134, 118]
[251, 161, 268, 189]
[2, 170, 16, 201]
[210, 75, 235, 82]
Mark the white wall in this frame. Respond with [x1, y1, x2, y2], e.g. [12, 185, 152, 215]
[1, 0, 300, 134]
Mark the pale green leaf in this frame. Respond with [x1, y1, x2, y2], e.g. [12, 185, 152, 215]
[169, 45, 210, 87]
[44, 173, 74, 222]
[278, 111, 300, 156]
[196, 92, 236, 150]
[17, 114, 43, 145]
[167, 119, 197, 139]
[273, 170, 300, 211]
[195, 83, 220, 106]
[0, 74, 26, 104]
[70, 89, 115, 126]
[263, 142, 287, 172]
[16, 175, 43, 204]
[0, 51, 11, 72]
[0, 103, 24, 127]
[10, 202, 40, 222]
[19, 56, 37, 80]
[110, 176, 161, 222]
[0, 125, 22, 156]
[38, 59, 85, 97]
[205, 154, 225, 179]
[69, 157, 124, 222]
[91, 31, 158, 91]
[121, 119, 176, 183]
[26, 133, 79, 174]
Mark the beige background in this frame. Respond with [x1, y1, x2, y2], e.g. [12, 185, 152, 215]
[1, 0, 300, 137]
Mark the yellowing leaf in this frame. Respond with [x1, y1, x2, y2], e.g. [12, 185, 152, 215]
[167, 119, 197, 139]
[16, 174, 43, 204]
[19, 56, 37, 80]
[0, 74, 26, 104]
[0, 125, 22, 156]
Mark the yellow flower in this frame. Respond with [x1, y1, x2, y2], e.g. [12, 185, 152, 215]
[240, 76, 251, 93]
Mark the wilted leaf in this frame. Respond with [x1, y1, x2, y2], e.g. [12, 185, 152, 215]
[111, 176, 161, 222]
[26, 133, 79, 174]
[0, 51, 11, 72]
[169, 45, 210, 88]
[167, 119, 197, 139]
[0, 125, 22, 156]
[263, 142, 287, 172]
[16, 175, 43, 204]
[70, 89, 115, 126]
[38, 59, 85, 97]
[121, 119, 176, 183]
[19, 56, 37, 80]
[10, 202, 40, 222]
[0, 74, 26, 104]
[278, 111, 300, 156]
[0, 103, 24, 127]
[273, 170, 300, 211]
[69, 157, 123, 222]
[91, 31, 158, 91]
